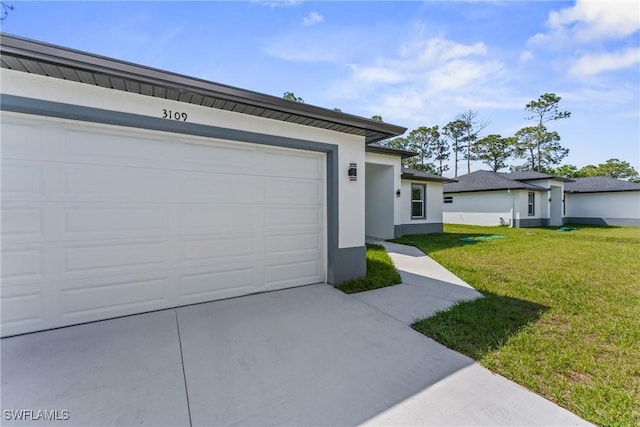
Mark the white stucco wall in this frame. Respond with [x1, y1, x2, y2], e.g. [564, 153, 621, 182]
[364, 152, 402, 225]
[401, 180, 444, 225]
[2, 68, 366, 249]
[364, 162, 395, 239]
[565, 192, 640, 223]
[442, 188, 564, 227]
[516, 190, 545, 220]
[520, 179, 565, 224]
[444, 191, 520, 226]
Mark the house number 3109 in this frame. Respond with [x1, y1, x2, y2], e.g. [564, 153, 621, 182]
[162, 109, 188, 121]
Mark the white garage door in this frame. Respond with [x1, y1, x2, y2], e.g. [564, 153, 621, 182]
[1, 113, 325, 336]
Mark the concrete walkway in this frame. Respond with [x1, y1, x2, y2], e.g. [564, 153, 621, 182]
[357, 241, 591, 426]
[357, 241, 482, 324]
[1, 244, 592, 426]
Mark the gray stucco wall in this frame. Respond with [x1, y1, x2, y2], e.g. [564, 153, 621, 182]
[331, 246, 367, 283]
[514, 218, 549, 228]
[563, 217, 640, 227]
[394, 223, 443, 237]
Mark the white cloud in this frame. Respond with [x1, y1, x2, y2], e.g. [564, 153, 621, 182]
[350, 64, 405, 84]
[263, 42, 337, 62]
[330, 37, 514, 127]
[417, 38, 487, 62]
[568, 47, 640, 77]
[357, 37, 497, 92]
[426, 59, 503, 92]
[531, 0, 640, 44]
[528, 1, 640, 79]
[549, 0, 639, 41]
[519, 50, 534, 63]
[251, 0, 302, 8]
[303, 11, 323, 26]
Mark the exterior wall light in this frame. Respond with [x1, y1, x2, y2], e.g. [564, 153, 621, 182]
[348, 163, 357, 181]
[396, 189, 401, 197]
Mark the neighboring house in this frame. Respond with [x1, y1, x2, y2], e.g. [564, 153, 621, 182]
[564, 177, 640, 226]
[364, 144, 456, 239]
[443, 170, 570, 227]
[0, 35, 408, 336]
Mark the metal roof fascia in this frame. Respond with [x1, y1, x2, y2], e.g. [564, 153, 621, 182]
[366, 144, 417, 159]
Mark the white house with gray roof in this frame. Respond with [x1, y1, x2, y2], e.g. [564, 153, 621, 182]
[443, 170, 569, 227]
[564, 177, 640, 226]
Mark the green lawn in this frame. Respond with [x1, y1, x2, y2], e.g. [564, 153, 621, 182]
[336, 243, 402, 293]
[393, 224, 640, 427]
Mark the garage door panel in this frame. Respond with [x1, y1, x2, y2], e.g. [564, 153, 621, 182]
[1, 115, 326, 336]
[0, 246, 44, 283]
[0, 119, 47, 161]
[1, 161, 46, 201]
[2, 116, 172, 168]
[64, 165, 171, 202]
[265, 207, 322, 228]
[1, 202, 170, 244]
[64, 205, 169, 237]
[63, 128, 169, 165]
[178, 138, 257, 174]
[1, 204, 44, 243]
[264, 260, 323, 288]
[263, 150, 323, 179]
[179, 206, 256, 234]
[60, 274, 170, 319]
[1, 292, 45, 333]
[265, 179, 323, 204]
[176, 172, 260, 203]
[181, 236, 256, 264]
[179, 267, 257, 302]
[63, 240, 170, 274]
[265, 233, 321, 255]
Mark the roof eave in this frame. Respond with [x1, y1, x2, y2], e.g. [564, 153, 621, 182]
[443, 186, 546, 194]
[366, 144, 417, 159]
[401, 173, 457, 183]
[0, 33, 407, 144]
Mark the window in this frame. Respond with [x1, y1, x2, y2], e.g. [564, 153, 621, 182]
[528, 192, 535, 216]
[411, 184, 426, 219]
[443, 196, 453, 204]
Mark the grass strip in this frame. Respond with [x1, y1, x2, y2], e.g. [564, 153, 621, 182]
[336, 243, 402, 294]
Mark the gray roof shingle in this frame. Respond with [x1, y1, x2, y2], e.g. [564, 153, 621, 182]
[499, 171, 553, 180]
[443, 170, 546, 193]
[499, 171, 573, 182]
[564, 177, 640, 193]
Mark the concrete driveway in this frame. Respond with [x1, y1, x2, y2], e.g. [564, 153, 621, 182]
[1, 246, 590, 426]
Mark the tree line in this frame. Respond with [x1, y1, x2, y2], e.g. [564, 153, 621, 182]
[283, 91, 639, 182]
[381, 93, 572, 177]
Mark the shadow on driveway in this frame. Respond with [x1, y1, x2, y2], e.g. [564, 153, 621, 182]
[413, 291, 550, 360]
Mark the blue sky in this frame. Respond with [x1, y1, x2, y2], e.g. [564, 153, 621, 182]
[2, 1, 639, 174]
